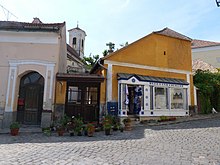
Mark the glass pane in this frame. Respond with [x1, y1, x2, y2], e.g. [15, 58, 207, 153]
[85, 87, 98, 105]
[171, 88, 185, 109]
[122, 84, 127, 109]
[68, 86, 81, 104]
[29, 73, 40, 83]
[150, 86, 154, 110]
[155, 87, 168, 109]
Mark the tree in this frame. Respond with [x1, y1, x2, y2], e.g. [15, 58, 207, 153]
[119, 42, 129, 48]
[82, 54, 99, 70]
[106, 42, 115, 53]
[194, 70, 220, 113]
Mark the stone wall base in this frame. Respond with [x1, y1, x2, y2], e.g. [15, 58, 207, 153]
[41, 110, 52, 128]
[3, 111, 17, 128]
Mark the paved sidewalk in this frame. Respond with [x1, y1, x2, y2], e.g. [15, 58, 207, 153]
[143, 113, 220, 126]
[0, 116, 220, 165]
[1, 113, 220, 134]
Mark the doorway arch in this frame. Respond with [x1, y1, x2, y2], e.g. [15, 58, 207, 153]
[17, 71, 44, 125]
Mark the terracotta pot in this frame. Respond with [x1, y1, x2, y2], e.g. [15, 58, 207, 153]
[57, 130, 65, 136]
[124, 123, 132, 131]
[87, 131, 94, 137]
[10, 128, 19, 136]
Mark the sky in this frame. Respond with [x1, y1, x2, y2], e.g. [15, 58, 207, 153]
[0, 0, 220, 57]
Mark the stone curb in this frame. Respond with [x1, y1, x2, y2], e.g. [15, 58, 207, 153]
[138, 114, 220, 127]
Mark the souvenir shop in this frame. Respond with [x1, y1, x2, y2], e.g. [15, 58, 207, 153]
[117, 73, 189, 117]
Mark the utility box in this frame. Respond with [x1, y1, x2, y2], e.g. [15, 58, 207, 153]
[107, 102, 118, 116]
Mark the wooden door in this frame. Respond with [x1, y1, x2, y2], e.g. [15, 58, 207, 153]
[17, 72, 44, 125]
[65, 83, 100, 123]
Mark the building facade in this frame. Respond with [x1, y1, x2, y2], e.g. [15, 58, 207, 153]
[0, 18, 67, 128]
[192, 39, 220, 69]
[92, 28, 195, 120]
[68, 25, 86, 59]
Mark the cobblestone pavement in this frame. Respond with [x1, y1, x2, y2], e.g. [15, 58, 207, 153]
[0, 117, 220, 165]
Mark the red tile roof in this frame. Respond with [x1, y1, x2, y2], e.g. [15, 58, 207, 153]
[192, 39, 220, 48]
[153, 27, 192, 41]
[0, 20, 65, 31]
[192, 59, 218, 73]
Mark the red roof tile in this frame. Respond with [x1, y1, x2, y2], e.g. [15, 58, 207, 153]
[192, 59, 218, 73]
[153, 27, 192, 41]
[0, 20, 65, 31]
[192, 39, 220, 48]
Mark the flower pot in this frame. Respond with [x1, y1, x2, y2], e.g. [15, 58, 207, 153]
[57, 130, 65, 136]
[124, 123, 132, 131]
[87, 131, 94, 137]
[10, 128, 19, 136]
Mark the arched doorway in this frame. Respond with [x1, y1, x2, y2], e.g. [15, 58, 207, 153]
[17, 71, 44, 125]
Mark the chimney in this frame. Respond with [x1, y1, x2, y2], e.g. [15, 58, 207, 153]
[32, 17, 42, 24]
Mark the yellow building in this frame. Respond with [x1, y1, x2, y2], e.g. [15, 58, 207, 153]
[91, 28, 195, 119]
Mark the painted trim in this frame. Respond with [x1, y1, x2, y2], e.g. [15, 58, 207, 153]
[49, 66, 54, 99]
[9, 60, 55, 67]
[5, 60, 56, 112]
[44, 67, 49, 104]
[11, 67, 17, 111]
[104, 60, 192, 75]
[0, 31, 59, 44]
[5, 67, 13, 112]
[106, 64, 112, 102]
[186, 74, 191, 105]
[192, 45, 220, 53]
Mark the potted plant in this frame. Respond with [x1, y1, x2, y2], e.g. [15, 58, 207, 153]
[87, 123, 95, 137]
[74, 118, 83, 136]
[103, 116, 113, 135]
[123, 118, 132, 131]
[10, 122, 20, 136]
[103, 122, 112, 135]
[42, 127, 51, 136]
[112, 116, 120, 131]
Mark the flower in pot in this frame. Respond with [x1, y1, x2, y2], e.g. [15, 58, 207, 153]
[10, 122, 20, 136]
[74, 118, 83, 136]
[123, 118, 132, 131]
[42, 127, 51, 136]
[56, 125, 65, 136]
[87, 123, 95, 137]
[103, 122, 112, 135]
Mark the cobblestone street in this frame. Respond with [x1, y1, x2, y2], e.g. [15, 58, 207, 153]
[0, 117, 220, 165]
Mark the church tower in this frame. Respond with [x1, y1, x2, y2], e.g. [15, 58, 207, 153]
[68, 24, 86, 59]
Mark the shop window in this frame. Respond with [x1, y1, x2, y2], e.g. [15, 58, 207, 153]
[171, 88, 186, 109]
[68, 86, 81, 104]
[150, 86, 154, 110]
[155, 87, 168, 109]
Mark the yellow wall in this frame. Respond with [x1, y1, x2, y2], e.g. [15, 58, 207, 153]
[107, 34, 192, 72]
[100, 66, 107, 104]
[55, 81, 67, 104]
[100, 33, 195, 106]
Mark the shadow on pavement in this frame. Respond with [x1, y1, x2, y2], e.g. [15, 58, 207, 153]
[0, 117, 220, 144]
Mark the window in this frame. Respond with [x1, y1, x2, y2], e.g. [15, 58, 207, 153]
[85, 87, 98, 105]
[68, 86, 81, 104]
[171, 88, 186, 109]
[155, 87, 168, 109]
[72, 37, 76, 45]
[82, 39, 84, 48]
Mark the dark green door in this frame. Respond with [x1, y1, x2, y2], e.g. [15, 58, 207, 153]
[17, 72, 44, 125]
